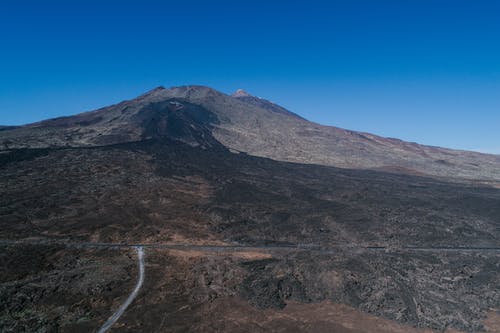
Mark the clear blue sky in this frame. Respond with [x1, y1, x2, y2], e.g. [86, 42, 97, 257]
[1, 0, 499, 153]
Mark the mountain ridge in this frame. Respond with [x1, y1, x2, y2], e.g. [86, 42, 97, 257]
[1, 85, 499, 183]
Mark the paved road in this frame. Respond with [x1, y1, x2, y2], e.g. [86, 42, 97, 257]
[1, 238, 499, 253]
[97, 246, 145, 333]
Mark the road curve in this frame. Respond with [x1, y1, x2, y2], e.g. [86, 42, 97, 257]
[97, 246, 145, 333]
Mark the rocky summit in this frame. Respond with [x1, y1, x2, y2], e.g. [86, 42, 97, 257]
[0, 86, 499, 333]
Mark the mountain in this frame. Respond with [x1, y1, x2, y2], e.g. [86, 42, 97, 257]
[1, 85, 499, 184]
[0, 125, 18, 131]
[231, 88, 306, 120]
[1, 85, 500, 332]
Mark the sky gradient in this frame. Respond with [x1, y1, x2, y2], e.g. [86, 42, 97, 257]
[1, 0, 499, 153]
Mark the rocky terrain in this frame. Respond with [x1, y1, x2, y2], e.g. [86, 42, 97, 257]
[1, 86, 499, 332]
[1, 242, 499, 332]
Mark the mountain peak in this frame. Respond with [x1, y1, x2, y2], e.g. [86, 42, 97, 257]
[232, 89, 253, 98]
[136, 86, 167, 99]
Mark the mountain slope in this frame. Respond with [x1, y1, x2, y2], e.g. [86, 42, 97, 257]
[1, 136, 499, 332]
[1, 85, 499, 183]
[231, 89, 306, 120]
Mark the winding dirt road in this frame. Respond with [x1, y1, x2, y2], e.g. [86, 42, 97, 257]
[97, 246, 145, 333]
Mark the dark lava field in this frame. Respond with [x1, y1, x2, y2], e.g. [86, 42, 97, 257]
[1, 139, 499, 332]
